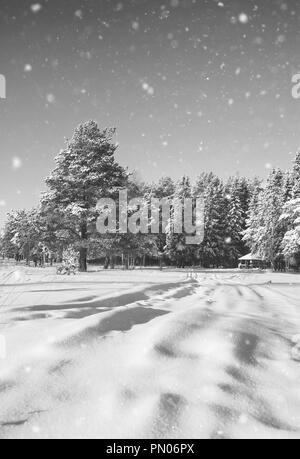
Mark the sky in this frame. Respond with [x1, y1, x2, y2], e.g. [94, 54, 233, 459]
[1, 0, 300, 227]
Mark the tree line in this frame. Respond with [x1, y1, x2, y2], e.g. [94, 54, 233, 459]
[0, 121, 299, 272]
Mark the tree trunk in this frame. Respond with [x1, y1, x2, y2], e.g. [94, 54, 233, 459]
[125, 254, 129, 270]
[104, 256, 109, 269]
[110, 255, 115, 269]
[79, 247, 87, 272]
[159, 257, 163, 271]
[79, 223, 88, 272]
[26, 242, 31, 266]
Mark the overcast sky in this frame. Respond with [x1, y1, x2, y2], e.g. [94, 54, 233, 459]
[1, 0, 300, 227]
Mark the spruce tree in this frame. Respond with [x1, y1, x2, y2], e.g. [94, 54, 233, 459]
[244, 169, 286, 267]
[291, 152, 300, 198]
[197, 175, 227, 268]
[165, 176, 194, 267]
[280, 198, 300, 266]
[224, 178, 244, 265]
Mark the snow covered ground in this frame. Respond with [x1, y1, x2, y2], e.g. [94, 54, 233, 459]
[0, 262, 300, 439]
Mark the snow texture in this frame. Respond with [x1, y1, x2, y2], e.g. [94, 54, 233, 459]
[0, 263, 300, 439]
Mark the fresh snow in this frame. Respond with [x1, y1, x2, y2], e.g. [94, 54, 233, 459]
[0, 263, 300, 439]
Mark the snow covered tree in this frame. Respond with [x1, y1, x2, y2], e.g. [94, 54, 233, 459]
[283, 171, 295, 202]
[194, 174, 227, 267]
[1, 209, 43, 264]
[280, 198, 300, 267]
[165, 176, 195, 267]
[153, 176, 176, 199]
[224, 178, 244, 265]
[243, 169, 286, 267]
[147, 177, 175, 263]
[243, 180, 264, 252]
[108, 177, 158, 269]
[291, 152, 300, 198]
[43, 121, 128, 271]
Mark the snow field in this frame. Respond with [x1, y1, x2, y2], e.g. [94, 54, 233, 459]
[0, 267, 300, 438]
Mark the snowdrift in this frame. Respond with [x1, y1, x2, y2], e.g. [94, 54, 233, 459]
[0, 266, 300, 439]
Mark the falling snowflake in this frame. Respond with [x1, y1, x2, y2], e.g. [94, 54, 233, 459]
[46, 94, 56, 104]
[12, 157, 22, 170]
[132, 21, 140, 31]
[74, 10, 83, 20]
[141, 82, 154, 96]
[24, 64, 33, 73]
[239, 13, 249, 24]
[30, 4, 42, 14]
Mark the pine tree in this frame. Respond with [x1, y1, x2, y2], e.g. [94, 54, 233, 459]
[154, 176, 176, 198]
[283, 171, 295, 202]
[243, 180, 264, 252]
[196, 175, 227, 268]
[1, 209, 43, 264]
[291, 152, 300, 198]
[147, 176, 175, 261]
[244, 169, 286, 267]
[224, 178, 244, 265]
[165, 176, 194, 268]
[43, 121, 128, 271]
[279, 155, 300, 267]
[280, 198, 300, 264]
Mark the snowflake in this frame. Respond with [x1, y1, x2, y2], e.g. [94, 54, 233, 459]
[74, 10, 83, 20]
[24, 64, 33, 73]
[12, 157, 22, 170]
[46, 94, 56, 104]
[141, 82, 154, 96]
[132, 21, 140, 31]
[239, 13, 249, 24]
[30, 4, 42, 14]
